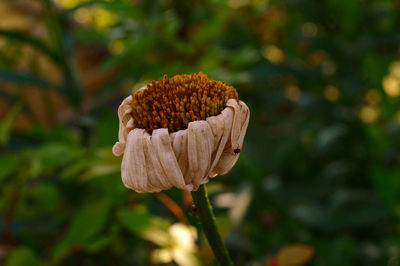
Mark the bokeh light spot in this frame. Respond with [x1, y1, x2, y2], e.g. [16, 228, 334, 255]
[302, 22, 318, 37]
[383, 75, 400, 97]
[365, 89, 381, 105]
[262, 45, 284, 64]
[285, 85, 301, 101]
[324, 85, 340, 102]
[73, 7, 92, 24]
[108, 40, 125, 55]
[389, 61, 400, 78]
[93, 8, 116, 30]
[55, 0, 82, 8]
[359, 106, 379, 124]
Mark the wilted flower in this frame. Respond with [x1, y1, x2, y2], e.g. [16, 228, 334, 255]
[112, 73, 249, 193]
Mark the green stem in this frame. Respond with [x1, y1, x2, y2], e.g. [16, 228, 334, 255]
[191, 184, 233, 266]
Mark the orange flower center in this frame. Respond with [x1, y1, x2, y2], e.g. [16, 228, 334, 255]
[130, 73, 238, 133]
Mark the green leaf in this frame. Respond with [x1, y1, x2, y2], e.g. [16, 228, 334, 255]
[117, 205, 171, 246]
[117, 205, 151, 235]
[53, 201, 110, 258]
[0, 154, 19, 181]
[34, 143, 83, 168]
[29, 183, 60, 212]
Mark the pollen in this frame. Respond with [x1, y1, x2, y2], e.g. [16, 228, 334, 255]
[130, 73, 239, 133]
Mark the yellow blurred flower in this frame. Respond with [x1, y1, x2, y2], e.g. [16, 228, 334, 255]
[151, 223, 199, 266]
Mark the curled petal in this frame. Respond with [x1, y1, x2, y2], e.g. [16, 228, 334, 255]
[112, 95, 133, 156]
[172, 129, 190, 184]
[112, 142, 125, 157]
[212, 100, 250, 175]
[187, 121, 214, 190]
[226, 99, 242, 150]
[143, 132, 172, 192]
[121, 129, 148, 193]
[208, 107, 234, 177]
[152, 128, 188, 190]
[170, 131, 177, 144]
[206, 115, 224, 147]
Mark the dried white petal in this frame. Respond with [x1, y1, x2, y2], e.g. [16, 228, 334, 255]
[126, 118, 134, 129]
[172, 130, 190, 183]
[187, 121, 214, 190]
[211, 100, 250, 175]
[226, 99, 242, 150]
[121, 129, 148, 193]
[207, 107, 234, 177]
[113, 95, 133, 156]
[152, 128, 188, 190]
[142, 132, 172, 192]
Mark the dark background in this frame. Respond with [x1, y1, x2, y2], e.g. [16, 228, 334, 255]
[1, 0, 400, 265]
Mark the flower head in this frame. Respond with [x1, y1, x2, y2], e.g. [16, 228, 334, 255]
[130, 73, 238, 133]
[113, 73, 249, 193]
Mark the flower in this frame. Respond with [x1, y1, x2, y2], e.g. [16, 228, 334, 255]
[112, 73, 249, 193]
[151, 223, 199, 266]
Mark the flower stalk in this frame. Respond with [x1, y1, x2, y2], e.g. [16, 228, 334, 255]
[191, 184, 233, 266]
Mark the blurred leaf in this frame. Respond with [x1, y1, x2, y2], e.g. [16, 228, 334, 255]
[53, 201, 110, 258]
[0, 71, 59, 91]
[5, 247, 41, 266]
[86, 236, 112, 253]
[34, 143, 83, 168]
[29, 183, 60, 212]
[0, 154, 19, 181]
[291, 204, 334, 230]
[0, 29, 59, 62]
[118, 205, 171, 246]
[371, 166, 400, 207]
[117, 205, 151, 236]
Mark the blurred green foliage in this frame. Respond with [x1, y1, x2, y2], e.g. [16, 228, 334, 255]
[1, 0, 400, 265]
